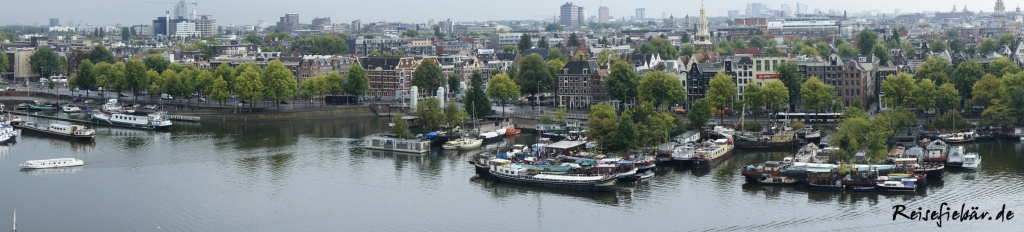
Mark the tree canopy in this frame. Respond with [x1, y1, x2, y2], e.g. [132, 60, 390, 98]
[856, 29, 878, 56]
[604, 61, 640, 109]
[411, 59, 444, 93]
[515, 54, 554, 97]
[637, 71, 685, 109]
[486, 74, 521, 115]
[800, 76, 836, 112]
[30, 46, 60, 77]
[89, 44, 116, 64]
[775, 61, 802, 111]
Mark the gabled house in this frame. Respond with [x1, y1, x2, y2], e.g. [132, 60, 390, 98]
[556, 60, 604, 109]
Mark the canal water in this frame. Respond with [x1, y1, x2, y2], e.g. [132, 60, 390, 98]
[1, 117, 1022, 231]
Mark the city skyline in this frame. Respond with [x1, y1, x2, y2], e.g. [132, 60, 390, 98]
[0, 0, 1015, 27]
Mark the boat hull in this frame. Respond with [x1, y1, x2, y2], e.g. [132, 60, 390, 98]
[734, 140, 801, 150]
[487, 171, 618, 192]
[807, 183, 844, 191]
[14, 124, 95, 141]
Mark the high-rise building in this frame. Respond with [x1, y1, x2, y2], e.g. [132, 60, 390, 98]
[195, 15, 217, 37]
[312, 17, 332, 30]
[579, 7, 587, 24]
[49, 18, 59, 27]
[152, 16, 169, 36]
[635, 8, 646, 22]
[439, 18, 454, 35]
[598, 6, 610, 23]
[173, 0, 190, 20]
[560, 2, 580, 26]
[277, 13, 300, 32]
[351, 20, 362, 32]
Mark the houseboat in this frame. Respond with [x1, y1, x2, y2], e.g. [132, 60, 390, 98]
[14, 122, 96, 140]
[484, 158, 617, 191]
[962, 153, 981, 170]
[91, 110, 172, 130]
[692, 139, 734, 167]
[945, 146, 966, 167]
[364, 134, 431, 154]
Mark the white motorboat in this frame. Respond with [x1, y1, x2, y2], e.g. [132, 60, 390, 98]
[940, 132, 975, 143]
[456, 138, 483, 150]
[442, 140, 460, 150]
[946, 146, 966, 167]
[962, 152, 981, 170]
[62, 106, 82, 113]
[19, 158, 84, 169]
[364, 134, 430, 154]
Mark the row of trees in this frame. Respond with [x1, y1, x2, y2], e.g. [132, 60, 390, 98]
[66, 56, 369, 111]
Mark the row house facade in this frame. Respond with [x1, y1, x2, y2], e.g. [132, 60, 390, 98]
[556, 60, 606, 109]
[359, 56, 422, 100]
[295, 55, 356, 85]
[686, 60, 737, 107]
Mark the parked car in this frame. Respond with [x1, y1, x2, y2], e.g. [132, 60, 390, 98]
[118, 93, 128, 97]
[198, 97, 207, 102]
[143, 105, 158, 109]
[161, 93, 174, 100]
[73, 97, 83, 103]
[279, 101, 289, 104]
[4, 87, 15, 91]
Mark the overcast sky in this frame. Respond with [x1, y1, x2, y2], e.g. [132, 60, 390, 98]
[0, 0, 1011, 26]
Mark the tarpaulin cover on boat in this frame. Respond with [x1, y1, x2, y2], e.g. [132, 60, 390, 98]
[425, 132, 439, 139]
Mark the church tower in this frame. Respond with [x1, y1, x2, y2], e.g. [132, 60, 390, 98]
[693, 1, 714, 53]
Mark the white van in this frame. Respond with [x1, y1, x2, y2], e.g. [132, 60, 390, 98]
[161, 93, 174, 100]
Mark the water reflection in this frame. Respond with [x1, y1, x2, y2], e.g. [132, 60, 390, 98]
[469, 176, 619, 206]
[20, 166, 83, 176]
[45, 138, 96, 153]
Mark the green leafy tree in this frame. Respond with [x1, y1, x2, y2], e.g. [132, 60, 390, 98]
[836, 43, 859, 57]
[748, 36, 767, 48]
[929, 40, 948, 53]
[972, 74, 1006, 125]
[915, 57, 953, 86]
[547, 48, 565, 62]
[432, 25, 445, 39]
[446, 74, 460, 94]
[414, 98, 444, 132]
[605, 61, 640, 109]
[515, 54, 554, 99]
[485, 74, 520, 116]
[209, 76, 230, 106]
[641, 37, 679, 60]
[913, 79, 937, 121]
[545, 59, 565, 82]
[537, 36, 549, 48]
[680, 45, 697, 57]
[401, 29, 419, 38]
[856, 29, 878, 55]
[948, 39, 964, 53]
[979, 39, 999, 55]
[763, 80, 790, 115]
[0, 50, 8, 73]
[517, 34, 533, 51]
[936, 83, 960, 114]
[143, 56, 170, 74]
[611, 109, 639, 151]
[322, 72, 344, 96]
[873, 43, 891, 65]
[392, 113, 413, 139]
[107, 62, 128, 98]
[30, 46, 60, 78]
[952, 60, 984, 102]
[815, 41, 833, 55]
[124, 59, 149, 102]
[986, 57, 1020, 78]
[545, 23, 563, 32]
[742, 83, 765, 120]
[72, 60, 98, 97]
[411, 59, 444, 93]
[89, 45, 116, 64]
[706, 72, 737, 122]
[638, 71, 685, 110]
[585, 103, 618, 149]
[213, 64, 234, 92]
[464, 71, 492, 119]
[775, 61, 802, 111]
[234, 67, 264, 112]
[345, 63, 369, 100]
[443, 102, 470, 129]
[597, 49, 614, 65]
[881, 73, 917, 108]
[567, 33, 581, 47]
[500, 45, 517, 53]
[688, 98, 712, 129]
[801, 76, 836, 115]
[262, 60, 298, 109]
[305, 35, 349, 55]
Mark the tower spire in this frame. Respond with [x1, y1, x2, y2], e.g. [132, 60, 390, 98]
[693, 0, 713, 52]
